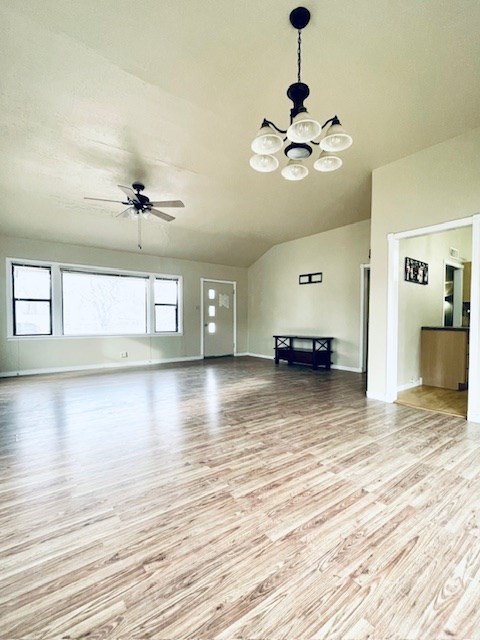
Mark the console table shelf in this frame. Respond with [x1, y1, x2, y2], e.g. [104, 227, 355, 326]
[273, 335, 333, 370]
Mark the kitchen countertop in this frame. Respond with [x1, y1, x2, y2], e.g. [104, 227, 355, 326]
[421, 326, 469, 331]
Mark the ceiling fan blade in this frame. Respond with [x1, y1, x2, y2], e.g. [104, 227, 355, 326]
[84, 197, 127, 203]
[115, 207, 135, 218]
[149, 200, 185, 208]
[118, 185, 140, 202]
[150, 208, 175, 222]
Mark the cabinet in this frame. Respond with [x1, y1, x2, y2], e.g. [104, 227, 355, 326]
[420, 327, 468, 390]
[273, 335, 333, 370]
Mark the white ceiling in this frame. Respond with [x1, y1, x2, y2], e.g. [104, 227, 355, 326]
[1, 1, 479, 267]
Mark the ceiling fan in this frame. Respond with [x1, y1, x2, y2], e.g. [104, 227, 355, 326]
[84, 182, 185, 249]
[85, 182, 184, 222]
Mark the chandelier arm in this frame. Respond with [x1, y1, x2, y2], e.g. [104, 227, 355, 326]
[321, 115, 341, 129]
[262, 118, 288, 135]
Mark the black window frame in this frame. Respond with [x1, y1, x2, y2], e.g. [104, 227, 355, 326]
[12, 263, 53, 336]
[154, 277, 179, 333]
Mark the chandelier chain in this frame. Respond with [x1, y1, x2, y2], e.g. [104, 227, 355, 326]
[297, 29, 302, 83]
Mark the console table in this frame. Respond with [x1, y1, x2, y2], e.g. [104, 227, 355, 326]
[273, 335, 333, 370]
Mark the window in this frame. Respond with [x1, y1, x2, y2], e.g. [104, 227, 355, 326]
[7, 259, 182, 338]
[154, 278, 178, 332]
[12, 264, 52, 335]
[62, 271, 148, 335]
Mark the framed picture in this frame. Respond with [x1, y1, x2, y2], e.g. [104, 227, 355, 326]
[405, 257, 428, 285]
[299, 272, 323, 285]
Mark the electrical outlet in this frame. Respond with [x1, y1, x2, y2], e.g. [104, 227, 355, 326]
[121, 352, 128, 358]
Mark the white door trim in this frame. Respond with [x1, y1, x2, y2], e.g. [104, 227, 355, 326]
[200, 278, 237, 357]
[384, 214, 480, 423]
[467, 215, 480, 422]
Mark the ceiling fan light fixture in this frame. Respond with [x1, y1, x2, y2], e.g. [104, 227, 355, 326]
[251, 123, 284, 154]
[281, 160, 309, 181]
[313, 152, 343, 172]
[320, 122, 353, 152]
[287, 110, 322, 143]
[249, 153, 279, 173]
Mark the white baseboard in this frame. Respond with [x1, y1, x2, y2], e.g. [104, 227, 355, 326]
[244, 355, 362, 371]
[397, 377, 423, 392]
[331, 364, 363, 373]
[235, 352, 250, 357]
[0, 355, 203, 378]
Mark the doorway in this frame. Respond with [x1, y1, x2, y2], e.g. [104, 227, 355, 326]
[384, 215, 480, 423]
[360, 265, 371, 375]
[201, 279, 236, 358]
[443, 262, 464, 327]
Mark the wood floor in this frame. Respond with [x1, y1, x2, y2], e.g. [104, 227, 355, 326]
[396, 385, 468, 418]
[1, 357, 480, 639]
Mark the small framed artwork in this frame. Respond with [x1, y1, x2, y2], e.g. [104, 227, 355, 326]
[405, 257, 428, 285]
[299, 272, 323, 285]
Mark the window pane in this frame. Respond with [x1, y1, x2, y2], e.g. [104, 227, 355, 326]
[15, 301, 51, 335]
[208, 288, 215, 300]
[155, 306, 177, 332]
[154, 279, 177, 304]
[208, 322, 216, 334]
[208, 305, 215, 317]
[13, 265, 51, 299]
[62, 272, 147, 335]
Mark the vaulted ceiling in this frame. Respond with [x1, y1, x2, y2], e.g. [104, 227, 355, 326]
[1, 1, 479, 266]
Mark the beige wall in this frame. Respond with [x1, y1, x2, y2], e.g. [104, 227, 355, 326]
[369, 126, 480, 399]
[247, 219, 371, 370]
[397, 227, 472, 388]
[0, 235, 248, 374]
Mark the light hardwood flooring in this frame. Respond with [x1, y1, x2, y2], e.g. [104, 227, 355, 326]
[1, 357, 480, 639]
[397, 385, 468, 418]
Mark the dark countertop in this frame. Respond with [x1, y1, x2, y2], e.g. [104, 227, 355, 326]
[421, 326, 469, 331]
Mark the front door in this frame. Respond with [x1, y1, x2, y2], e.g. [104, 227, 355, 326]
[203, 280, 235, 357]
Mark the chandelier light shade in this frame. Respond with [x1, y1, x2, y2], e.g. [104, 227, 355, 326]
[251, 122, 284, 154]
[313, 152, 343, 172]
[250, 7, 352, 180]
[287, 110, 322, 144]
[320, 120, 353, 152]
[249, 153, 279, 173]
[281, 159, 309, 181]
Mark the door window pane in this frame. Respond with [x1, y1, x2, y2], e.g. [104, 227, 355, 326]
[208, 288, 215, 300]
[208, 322, 216, 334]
[208, 305, 216, 317]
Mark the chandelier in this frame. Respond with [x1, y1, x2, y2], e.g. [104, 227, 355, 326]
[250, 7, 353, 181]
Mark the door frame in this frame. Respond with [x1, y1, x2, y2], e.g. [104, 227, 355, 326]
[200, 278, 237, 358]
[384, 214, 480, 423]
